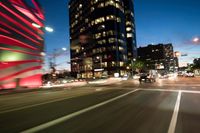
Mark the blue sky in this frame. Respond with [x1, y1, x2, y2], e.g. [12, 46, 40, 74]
[40, 0, 200, 69]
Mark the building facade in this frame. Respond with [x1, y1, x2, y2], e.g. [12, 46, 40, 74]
[138, 44, 178, 73]
[194, 58, 200, 67]
[0, 0, 45, 89]
[193, 58, 200, 76]
[69, 0, 137, 78]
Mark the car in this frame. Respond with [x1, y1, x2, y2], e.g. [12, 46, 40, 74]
[159, 73, 169, 79]
[121, 75, 129, 80]
[133, 74, 140, 80]
[139, 73, 156, 83]
[185, 71, 194, 77]
[177, 71, 184, 77]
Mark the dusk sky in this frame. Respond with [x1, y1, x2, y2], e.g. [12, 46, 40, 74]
[40, 0, 200, 70]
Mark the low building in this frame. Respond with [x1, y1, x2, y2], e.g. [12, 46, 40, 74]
[137, 43, 178, 73]
[193, 58, 200, 76]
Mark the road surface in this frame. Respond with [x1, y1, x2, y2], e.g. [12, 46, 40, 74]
[0, 77, 200, 133]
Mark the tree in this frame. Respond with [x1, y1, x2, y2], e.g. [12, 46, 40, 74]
[131, 59, 146, 73]
[192, 64, 200, 70]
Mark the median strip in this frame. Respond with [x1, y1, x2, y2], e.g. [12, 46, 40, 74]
[21, 89, 138, 133]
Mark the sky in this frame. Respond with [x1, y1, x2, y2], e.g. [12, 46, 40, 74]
[39, 0, 200, 70]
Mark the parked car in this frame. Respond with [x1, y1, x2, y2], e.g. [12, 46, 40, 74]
[185, 71, 194, 77]
[159, 73, 169, 79]
[177, 71, 184, 77]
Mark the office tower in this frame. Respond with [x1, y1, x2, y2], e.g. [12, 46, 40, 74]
[69, 0, 137, 78]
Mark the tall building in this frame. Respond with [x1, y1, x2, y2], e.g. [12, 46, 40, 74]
[138, 43, 178, 72]
[69, 0, 137, 78]
[0, 0, 45, 89]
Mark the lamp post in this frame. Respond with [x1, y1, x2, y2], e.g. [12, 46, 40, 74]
[48, 48, 67, 68]
[174, 51, 181, 72]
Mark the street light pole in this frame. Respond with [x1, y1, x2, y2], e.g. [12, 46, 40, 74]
[49, 48, 67, 68]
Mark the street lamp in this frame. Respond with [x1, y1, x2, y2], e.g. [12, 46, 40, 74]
[174, 51, 181, 57]
[32, 23, 54, 32]
[32, 23, 41, 28]
[40, 52, 46, 56]
[193, 37, 199, 43]
[45, 26, 54, 32]
[62, 47, 67, 51]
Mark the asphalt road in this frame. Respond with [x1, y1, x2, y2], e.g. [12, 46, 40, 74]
[0, 77, 200, 133]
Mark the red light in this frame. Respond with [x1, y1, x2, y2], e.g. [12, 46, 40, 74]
[0, 2, 44, 35]
[0, 11, 42, 40]
[20, 74, 42, 88]
[0, 0, 44, 90]
[0, 60, 42, 70]
[0, 66, 42, 81]
[1, 82, 16, 90]
[0, 27, 11, 34]
[0, 47, 42, 56]
[0, 35, 39, 50]
[0, 21, 41, 45]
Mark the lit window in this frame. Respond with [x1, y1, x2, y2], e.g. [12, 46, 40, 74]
[95, 17, 105, 24]
[85, 18, 89, 23]
[112, 61, 116, 66]
[119, 46, 124, 51]
[98, 3, 104, 8]
[91, 7, 95, 12]
[126, 27, 132, 32]
[108, 38, 116, 43]
[127, 33, 133, 38]
[117, 17, 121, 22]
[120, 62, 124, 67]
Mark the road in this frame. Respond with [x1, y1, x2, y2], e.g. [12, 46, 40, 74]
[0, 77, 200, 133]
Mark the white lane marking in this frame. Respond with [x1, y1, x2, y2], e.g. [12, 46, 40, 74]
[168, 91, 182, 133]
[181, 90, 200, 94]
[139, 88, 176, 92]
[0, 92, 92, 114]
[162, 84, 200, 87]
[139, 88, 200, 94]
[21, 89, 138, 133]
[95, 88, 103, 91]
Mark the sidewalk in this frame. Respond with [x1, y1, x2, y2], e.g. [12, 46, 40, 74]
[0, 81, 88, 95]
[87, 77, 123, 85]
[0, 78, 126, 95]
